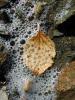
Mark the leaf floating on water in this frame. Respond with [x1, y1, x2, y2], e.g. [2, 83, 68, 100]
[22, 31, 56, 75]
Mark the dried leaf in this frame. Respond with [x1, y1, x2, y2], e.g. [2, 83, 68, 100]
[22, 31, 56, 75]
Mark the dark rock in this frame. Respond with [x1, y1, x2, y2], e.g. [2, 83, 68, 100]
[0, 0, 9, 8]
[0, 43, 7, 65]
[57, 88, 75, 100]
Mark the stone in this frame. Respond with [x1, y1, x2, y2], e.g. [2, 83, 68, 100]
[0, 43, 7, 65]
[0, 86, 8, 100]
[56, 61, 75, 100]
[47, 0, 75, 25]
[0, 0, 8, 7]
[23, 78, 32, 92]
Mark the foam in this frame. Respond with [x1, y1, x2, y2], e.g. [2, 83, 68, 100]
[0, 0, 58, 100]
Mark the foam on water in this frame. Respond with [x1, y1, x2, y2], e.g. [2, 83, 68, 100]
[0, 0, 59, 100]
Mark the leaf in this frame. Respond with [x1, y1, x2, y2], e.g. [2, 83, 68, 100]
[22, 31, 56, 75]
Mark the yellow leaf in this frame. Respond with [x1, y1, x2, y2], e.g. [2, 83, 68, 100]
[22, 31, 56, 75]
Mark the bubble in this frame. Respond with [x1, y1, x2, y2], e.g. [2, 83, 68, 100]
[27, 31, 31, 34]
[25, 35, 28, 38]
[20, 51, 23, 55]
[28, 16, 34, 21]
[20, 39, 25, 44]
[10, 41, 15, 46]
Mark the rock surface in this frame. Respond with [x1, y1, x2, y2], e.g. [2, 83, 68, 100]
[0, 0, 8, 7]
[47, 0, 75, 25]
[0, 86, 8, 100]
[56, 61, 75, 100]
[0, 43, 7, 65]
[57, 88, 75, 100]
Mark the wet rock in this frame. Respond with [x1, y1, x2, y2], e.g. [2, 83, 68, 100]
[0, 11, 12, 23]
[0, 11, 12, 35]
[36, 0, 75, 37]
[34, 2, 45, 18]
[16, 8, 25, 22]
[0, 24, 10, 36]
[38, 0, 55, 4]
[0, 0, 9, 7]
[0, 43, 8, 83]
[57, 88, 75, 100]
[48, 28, 63, 38]
[47, 0, 75, 26]
[0, 86, 8, 100]
[0, 43, 7, 65]
[56, 61, 75, 100]
[23, 78, 32, 92]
